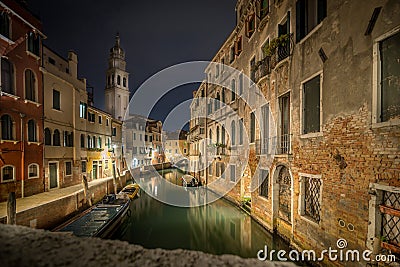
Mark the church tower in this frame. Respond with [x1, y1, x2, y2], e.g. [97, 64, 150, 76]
[105, 33, 130, 121]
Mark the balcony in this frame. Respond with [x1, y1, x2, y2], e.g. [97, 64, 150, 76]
[256, 134, 292, 155]
[253, 33, 294, 83]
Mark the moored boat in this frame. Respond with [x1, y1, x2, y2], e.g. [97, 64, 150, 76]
[119, 183, 140, 200]
[53, 194, 130, 238]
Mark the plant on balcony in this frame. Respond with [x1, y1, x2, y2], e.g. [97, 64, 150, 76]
[262, 34, 289, 57]
[88, 148, 103, 152]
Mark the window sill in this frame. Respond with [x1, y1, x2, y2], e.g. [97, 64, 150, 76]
[298, 22, 324, 45]
[27, 141, 41, 146]
[0, 140, 19, 145]
[1, 179, 16, 183]
[299, 214, 320, 227]
[26, 50, 40, 60]
[258, 195, 269, 201]
[0, 34, 14, 44]
[28, 176, 39, 179]
[0, 92, 19, 100]
[300, 132, 323, 139]
[372, 118, 400, 129]
[24, 99, 41, 107]
[52, 108, 62, 112]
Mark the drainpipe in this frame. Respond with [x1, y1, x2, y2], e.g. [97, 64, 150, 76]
[20, 113, 26, 198]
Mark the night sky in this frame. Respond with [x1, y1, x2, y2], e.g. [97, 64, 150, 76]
[28, 0, 237, 130]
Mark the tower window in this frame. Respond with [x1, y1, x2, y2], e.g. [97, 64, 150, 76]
[117, 75, 121, 85]
[123, 77, 127, 87]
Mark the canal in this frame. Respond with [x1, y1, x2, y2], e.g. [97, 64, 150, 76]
[112, 168, 299, 261]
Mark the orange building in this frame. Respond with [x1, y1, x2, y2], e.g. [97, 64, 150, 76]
[0, 0, 45, 201]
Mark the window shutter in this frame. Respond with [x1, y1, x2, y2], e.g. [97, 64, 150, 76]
[317, 0, 327, 23]
[296, 0, 306, 42]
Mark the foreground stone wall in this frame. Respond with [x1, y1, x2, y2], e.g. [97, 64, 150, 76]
[0, 224, 295, 267]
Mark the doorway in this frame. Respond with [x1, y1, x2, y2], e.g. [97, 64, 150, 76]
[49, 163, 58, 189]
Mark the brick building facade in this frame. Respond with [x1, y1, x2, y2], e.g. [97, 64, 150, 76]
[189, 0, 400, 264]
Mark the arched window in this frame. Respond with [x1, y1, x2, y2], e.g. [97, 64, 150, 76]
[1, 165, 15, 182]
[123, 77, 127, 87]
[53, 129, 61, 146]
[231, 121, 236, 146]
[107, 76, 110, 86]
[222, 126, 226, 145]
[215, 93, 220, 110]
[239, 119, 244, 145]
[28, 163, 39, 179]
[222, 88, 226, 103]
[80, 134, 85, 148]
[117, 75, 121, 85]
[112, 74, 115, 85]
[1, 114, 13, 140]
[92, 136, 96, 148]
[1, 58, 14, 94]
[45, 128, 51, 145]
[216, 126, 220, 144]
[98, 137, 102, 148]
[25, 69, 36, 101]
[27, 119, 37, 142]
[87, 135, 91, 148]
[209, 129, 212, 145]
[231, 79, 236, 101]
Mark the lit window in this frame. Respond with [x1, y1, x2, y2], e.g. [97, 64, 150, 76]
[79, 102, 87, 119]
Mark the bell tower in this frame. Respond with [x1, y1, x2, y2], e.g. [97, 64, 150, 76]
[105, 33, 130, 120]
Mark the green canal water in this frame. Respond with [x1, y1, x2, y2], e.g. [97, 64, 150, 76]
[113, 168, 301, 262]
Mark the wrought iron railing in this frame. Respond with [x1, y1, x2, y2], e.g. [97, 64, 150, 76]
[266, 134, 292, 155]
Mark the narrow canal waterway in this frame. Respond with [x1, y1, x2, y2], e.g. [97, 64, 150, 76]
[112, 168, 299, 261]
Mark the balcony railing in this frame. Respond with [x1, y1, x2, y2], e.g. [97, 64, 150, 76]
[256, 134, 292, 155]
[253, 33, 294, 83]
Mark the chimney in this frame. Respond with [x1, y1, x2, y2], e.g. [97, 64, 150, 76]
[68, 50, 78, 78]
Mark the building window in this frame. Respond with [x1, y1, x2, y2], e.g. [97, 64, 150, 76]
[230, 165, 236, 182]
[250, 57, 256, 82]
[261, 104, 270, 154]
[53, 129, 61, 146]
[259, 169, 269, 198]
[81, 161, 87, 173]
[238, 73, 243, 95]
[133, 147, 138, 154]
[300, 175, 322, 223]
[106, 118, 109, 126]
[117, 75, 121, 85]
[80, 134, 85, 148]
[27, 32, 40, 56]
[378, 31, 400, 122]
[107, 137, 111, 149]
[303, 75, 321, 134]
[65, 161, 72, 176]
[231, 120, 236, 146]
[296, 0, 327, 42]
[87, 135, 91, 148]
[88, 112, 95, 122]
[45, 128, 51, 145]
[239, 119, 243, 145]
[27, 119, 37, 142]
[230, 45, 235, 63]
[260, 0, 269, 19]
[25, 69, 36, 102]
[235, 36, 242, 55]
[1, 58, 14, 94]
[64, 131, 73, 147]
[278, 12, 291, 62]
[79, 102, 87, 119]
[209, 129, 212, 145]
[105, 160, 109, 169]
[112, 127, 117, 136]
[250, 111, 256, 143]
[53, 89, 60, 110]
[1, 165, 15, 182]
[28, 163, 39, 179]
[98, 115, 102, 124]
[92, 136, 96, 148]
[133, 133, 136, 140]
[1, 114, 13, 140]
[246, 14, 255, 38]
[279, 93, 290, 154]
[0, 13, 10, 39]
[208, 163, 213, 176]
[123, 77, 127, 87]
[98, 137, 102, 148]
[231, 79, 236, 101]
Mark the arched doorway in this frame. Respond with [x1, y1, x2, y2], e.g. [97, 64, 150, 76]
[276, 165, 291, 224]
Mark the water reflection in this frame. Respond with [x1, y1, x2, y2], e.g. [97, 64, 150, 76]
[113, 168, 294, 259]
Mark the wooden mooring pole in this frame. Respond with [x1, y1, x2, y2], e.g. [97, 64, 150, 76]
[7, 192, 16, 225]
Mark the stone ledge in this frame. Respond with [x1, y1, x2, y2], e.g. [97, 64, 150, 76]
[0, 224, 295, 267]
